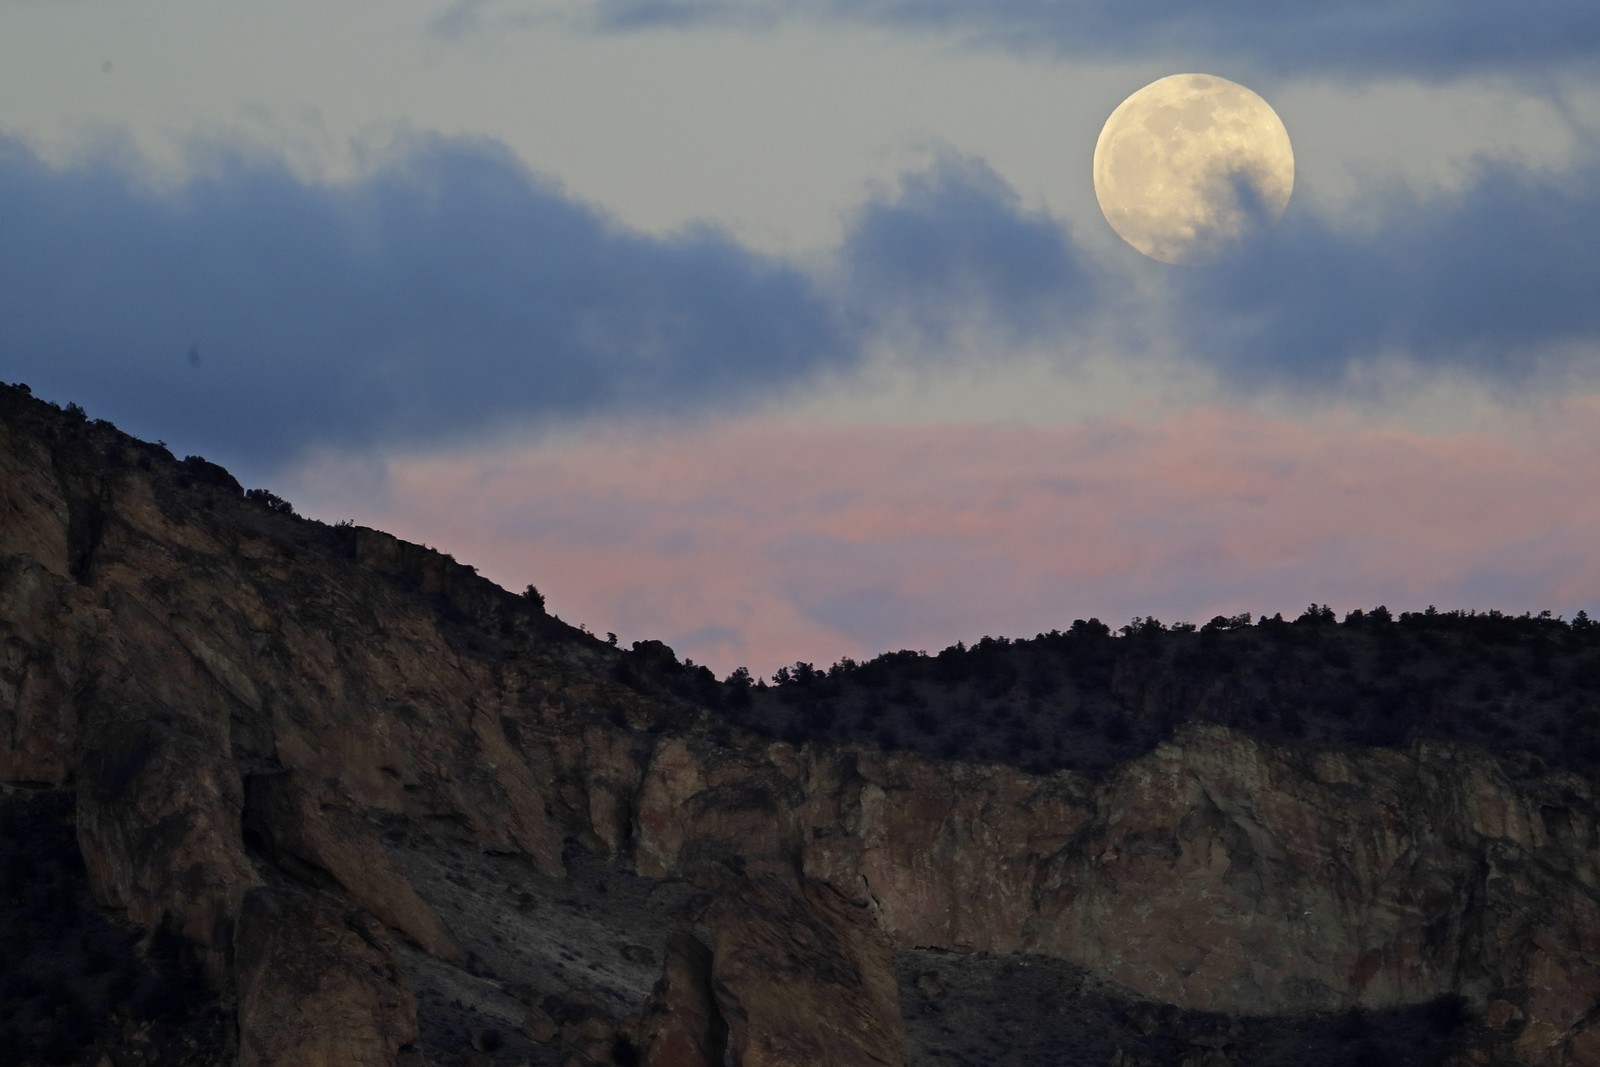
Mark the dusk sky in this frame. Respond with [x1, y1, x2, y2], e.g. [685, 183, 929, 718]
[4, 1, 1599, 676]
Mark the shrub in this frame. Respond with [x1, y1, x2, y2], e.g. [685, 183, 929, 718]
[244, 488, 296, 516]
[802, 703, 837, 733]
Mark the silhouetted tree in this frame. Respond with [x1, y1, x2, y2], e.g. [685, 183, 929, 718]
[724, 666, 754, 709]
[1296, 603, 1337, 626]
[244, 488, 296, 516]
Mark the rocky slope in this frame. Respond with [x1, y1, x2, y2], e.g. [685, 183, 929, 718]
[2, 381, 1598, 1066]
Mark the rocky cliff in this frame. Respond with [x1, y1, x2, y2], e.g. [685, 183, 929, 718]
[2, 381, 1598, 1067]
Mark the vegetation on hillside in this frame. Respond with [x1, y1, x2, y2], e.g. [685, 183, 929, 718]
[10, 380, 1595, 782]
[632, 606, 1600, 779]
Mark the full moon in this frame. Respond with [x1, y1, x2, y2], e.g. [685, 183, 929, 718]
[1093, 73, 1294, 265]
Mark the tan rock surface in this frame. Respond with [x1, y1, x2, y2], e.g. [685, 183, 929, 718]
[244, 768, 462, 960]
[0, 555, 85, 783]
[234, 886, 418, 1067]
[623, 725, 1600, 1059]
[800, 748, 1092, 952]
[5, 386, 1600, 1065]
[75, 718, 261, 976]
[707, 876, 906, 1067]
[638, 931, 722, 1067]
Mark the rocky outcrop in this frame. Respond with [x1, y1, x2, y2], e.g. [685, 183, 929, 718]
[623, 728, 1600, 1063]
[639, 932, 724, 1067]
[4, 383, 1600, 1066]
[706, 876, 906, 1067]
[635, 876, 910, 1067]
[243, 768, 462, 961]
[75, 718, 261, 978]
[1043, 735, 1598, 1008]
[0, 555, 84, 784]
[234, 886, 418, 1067]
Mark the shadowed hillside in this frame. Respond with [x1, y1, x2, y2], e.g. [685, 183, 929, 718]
[711, 608, 1600, 778]
[2, 379, 1596, 1067]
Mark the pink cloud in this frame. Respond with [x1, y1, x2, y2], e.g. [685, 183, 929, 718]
[288, 399, 1600, 677]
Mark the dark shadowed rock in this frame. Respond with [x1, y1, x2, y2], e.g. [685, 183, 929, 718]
[234, 886, 418, 1067]
[2, 380, 1598, 1066]
[706, 875, 906, 1067]
[75, 718, 260, 979]
[244, 768, 462, 960]
[638, 932, 722, 1067]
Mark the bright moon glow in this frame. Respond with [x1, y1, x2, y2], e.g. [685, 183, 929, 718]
[1094, 73, 1294, 265]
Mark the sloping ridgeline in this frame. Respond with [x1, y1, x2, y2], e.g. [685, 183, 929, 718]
[1, 379, 1597, 1067]
[727, 607, 1600, 778]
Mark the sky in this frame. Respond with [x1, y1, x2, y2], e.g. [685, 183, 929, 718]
[3, 0, 1599, 676]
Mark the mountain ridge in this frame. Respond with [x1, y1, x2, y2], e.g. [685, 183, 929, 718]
[2, 380, 1598, 1066]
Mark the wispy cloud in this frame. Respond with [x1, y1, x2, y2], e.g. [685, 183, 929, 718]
[0, 133, 849, 467]
[429, 0, 548, 40]
[7, 124, 1600, 474]
[1176, 151, 1600, 389]
[289, 400, 1600, 674]
[574, 0, 1600, 80]
[840, 154, 1091, 349]
[0, 135, 1093, 470]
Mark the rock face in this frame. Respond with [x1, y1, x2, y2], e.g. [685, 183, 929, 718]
[234, 886, 418, 1067]
[706, 876, 906, 1067]
[636, 876, 906, 1067]
[3, 382, 1600, 1066]
[76, 718, 261, 979]
[639, 932, 724, 1067]
[628, 729, 1600, 1065]
[243, 768, 462, 962]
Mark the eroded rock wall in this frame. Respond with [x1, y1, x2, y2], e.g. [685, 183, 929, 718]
[4, 387, 1599, 1066]
[623, 728, 1600, 1063]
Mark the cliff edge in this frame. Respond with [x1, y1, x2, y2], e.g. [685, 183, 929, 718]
[2, 382, 1597, 1066]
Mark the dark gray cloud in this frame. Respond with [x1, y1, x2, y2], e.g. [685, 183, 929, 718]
[1173, 153, 1600, 388]
[840, 154, 1090, 348]
[8, 124, 1596, 476]
[0, 135, 1089, 471]
[580, 0, 1600, 80]
[431, 0, 544, 40]
[0, 133, 850, 468]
